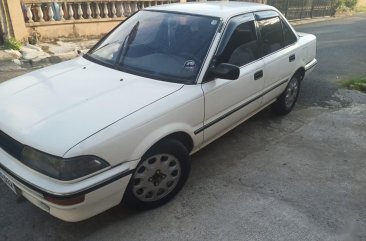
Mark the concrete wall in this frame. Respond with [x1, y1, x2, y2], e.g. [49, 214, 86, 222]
[0, 0, 15, 41]
[4, 0, 27, 41]
[26, 19, 122, 40]
[357, 0, 366, 6]
[1, 0, 31, 41]
[4, 0, 174, 42]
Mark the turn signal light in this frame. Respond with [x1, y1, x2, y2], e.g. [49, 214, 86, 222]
[44, 195, 85, 206]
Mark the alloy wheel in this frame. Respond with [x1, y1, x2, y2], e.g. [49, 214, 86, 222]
[132, 154, 181, 202]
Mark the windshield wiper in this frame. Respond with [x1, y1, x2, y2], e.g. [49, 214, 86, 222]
[116, 21, 140, 67]
[89, 40, 121, 55]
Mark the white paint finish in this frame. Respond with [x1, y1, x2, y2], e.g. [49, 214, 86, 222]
[0, 58, 183, 156]
[0, 3, 317, 221]
[0, 58, 87, 97]
[201, 59, 265, 143]
[298, 32, 317, 65]
[261, 45, 296, 105]
[64, 84, 205, 163]
[49, 176, 131, 222]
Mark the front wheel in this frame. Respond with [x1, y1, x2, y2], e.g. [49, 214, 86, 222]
[272, 74, 301, 115]
[122, 139, 190, 210]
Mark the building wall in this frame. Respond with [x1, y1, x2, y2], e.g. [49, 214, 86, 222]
[16, 0, 175, 41]
[0, 0, 12, 42]
[357, 0, 366, 6]
[27, 19, 121, 40]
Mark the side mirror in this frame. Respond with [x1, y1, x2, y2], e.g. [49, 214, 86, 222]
[210, 63, 240, 80]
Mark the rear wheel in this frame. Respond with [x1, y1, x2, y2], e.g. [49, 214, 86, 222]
[272, 74, 301, 115]
[122, 139, 190, 210]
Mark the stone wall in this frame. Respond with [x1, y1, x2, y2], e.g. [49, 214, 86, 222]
[3, 0, 177, 42]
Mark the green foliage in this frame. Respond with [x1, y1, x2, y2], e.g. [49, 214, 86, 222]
[356, 4, 366, 12]
[333, 0, 358, 10]
[341, 76, 366, 93]
[333, 0, 344, 9]
[4, 37, 22, 50]
[344, 0, 358, 9]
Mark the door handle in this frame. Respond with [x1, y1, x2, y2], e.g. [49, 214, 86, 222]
[254, 70, 263, 80]
[289, 54, 296, 62]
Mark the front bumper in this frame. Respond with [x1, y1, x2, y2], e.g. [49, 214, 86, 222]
[0, 148, 137, 222]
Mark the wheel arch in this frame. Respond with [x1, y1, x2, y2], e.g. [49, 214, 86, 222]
[294, 67, 305, 81]
[143, 131, 194, 157]
[131, 126, 198, 163]
[154, 132, 194, 153]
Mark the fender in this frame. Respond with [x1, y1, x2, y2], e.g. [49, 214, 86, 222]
[64, 85, 205, 165]
[130, 122, 202, 161]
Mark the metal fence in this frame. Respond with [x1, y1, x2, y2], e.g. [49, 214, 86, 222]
[197, 0, 336, 20]
[266, 0, 335, 20]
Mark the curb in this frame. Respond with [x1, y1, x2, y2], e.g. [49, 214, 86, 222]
[0, 60, 23, 72]
[0, 54, 77, 72]
[289, 12, 362, 26]
[289, 16, 335, 26]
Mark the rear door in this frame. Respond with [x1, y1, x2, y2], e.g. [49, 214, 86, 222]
[256, 11, 299, 105]
[200, 14, 264, 144]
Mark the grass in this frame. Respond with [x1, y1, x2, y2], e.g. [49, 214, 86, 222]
[341, 76, 366, 93]
[4, 37, 22, 51]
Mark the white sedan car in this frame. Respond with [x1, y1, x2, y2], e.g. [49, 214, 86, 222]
[0, 2, 317, 221]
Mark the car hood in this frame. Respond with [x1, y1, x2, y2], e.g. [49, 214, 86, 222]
[0, 57, 183, 156]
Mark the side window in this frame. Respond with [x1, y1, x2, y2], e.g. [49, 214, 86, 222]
[257, 17, 283, 55]
[217, 21, 259, 67]
[282, 21, 297, 46]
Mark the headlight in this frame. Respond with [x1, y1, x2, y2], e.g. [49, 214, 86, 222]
[21, 146, 110, 181]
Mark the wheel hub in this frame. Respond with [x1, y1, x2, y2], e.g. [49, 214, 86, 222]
[148, 170, 167, 186]
[131, 154, 181, 202]
[285, 78, 299, 108]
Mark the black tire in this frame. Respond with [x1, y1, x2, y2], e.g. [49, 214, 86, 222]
[122, 139, 190, 210]
[272, 74, 301, 115]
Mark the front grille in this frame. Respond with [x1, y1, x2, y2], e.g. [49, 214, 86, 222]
[0, 130, 23, 160]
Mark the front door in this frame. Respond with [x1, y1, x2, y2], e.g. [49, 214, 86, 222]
[200, 14, 265, 144]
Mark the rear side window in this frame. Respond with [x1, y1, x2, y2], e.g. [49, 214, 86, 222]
[282, 21, 297, 46]
[257, 17, 283, 55]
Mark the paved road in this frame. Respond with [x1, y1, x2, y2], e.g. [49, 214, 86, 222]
[296, 14, 366, 107]
[1, 14, 366, 241]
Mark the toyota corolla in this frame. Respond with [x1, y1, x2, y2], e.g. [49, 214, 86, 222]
[0, 2, 317, 221]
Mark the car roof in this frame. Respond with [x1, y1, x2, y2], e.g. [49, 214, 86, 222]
[146, 1, 276, 20]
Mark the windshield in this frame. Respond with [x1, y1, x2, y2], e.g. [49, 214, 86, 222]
[86, 10, 220, 84]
